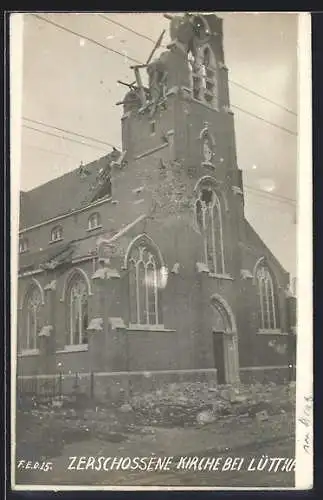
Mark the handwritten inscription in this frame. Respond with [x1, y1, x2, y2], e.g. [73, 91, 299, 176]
[298, 394, 313, 454]
[17, 459, 53, 471]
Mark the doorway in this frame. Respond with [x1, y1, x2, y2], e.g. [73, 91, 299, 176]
[213, 332, 226, 384]
[211, 295, 240, 384]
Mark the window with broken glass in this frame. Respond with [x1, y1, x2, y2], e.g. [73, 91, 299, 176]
[128, 244, 162, 326]
[195, 186, 225, 275]
[21, 285, 41, 351]
[67, 275, 89, 345]
[188, 46, 219, 108]
[256, 265, 280, 331]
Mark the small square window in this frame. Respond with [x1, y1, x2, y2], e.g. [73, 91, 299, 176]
[51, 226, 63, 242]
[88, 212, 101, 231]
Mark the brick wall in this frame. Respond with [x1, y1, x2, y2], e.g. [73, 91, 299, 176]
[16, 13, 294, 381]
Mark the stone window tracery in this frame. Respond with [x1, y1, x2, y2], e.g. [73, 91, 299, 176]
[188, 45, 219, 108]
[67, 274, 89, 345]
[127, 238, 163, 326]
[195, 185, 225, 275]
[21, 285, 41, 351]
[256, 264, 280, 331]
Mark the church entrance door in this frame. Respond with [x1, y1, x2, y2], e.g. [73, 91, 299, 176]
[211, 296, 240, 384]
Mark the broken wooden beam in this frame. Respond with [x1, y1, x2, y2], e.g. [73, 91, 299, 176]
[133, 67, 146, 105]
[117, 80, 137, 89]
[129, 64, 148, 70]
[146, 29, 166, 65]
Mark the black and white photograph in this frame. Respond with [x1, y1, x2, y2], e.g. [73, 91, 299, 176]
[10, 11, 312, 490]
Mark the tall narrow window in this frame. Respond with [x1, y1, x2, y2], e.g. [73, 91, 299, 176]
[127, 236, 163, 326]
[188, 50, 200, 100]
[188, 45, 218, 108]
[202, 47, 217, 105]
[201, 47, 209, 88]
[22, 285, 42, 351]
[195, 186, 225, 275]
[256, 264, 280, 330]
[66, 274, 89, 345]
[88, 212, 101, 231]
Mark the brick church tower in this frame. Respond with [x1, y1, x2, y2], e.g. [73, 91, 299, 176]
[121, 12, 245, 276]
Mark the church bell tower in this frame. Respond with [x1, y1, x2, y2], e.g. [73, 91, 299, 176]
[120, 13, 242, 192]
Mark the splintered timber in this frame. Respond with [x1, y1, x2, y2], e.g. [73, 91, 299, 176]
[66, 456, 296, 473]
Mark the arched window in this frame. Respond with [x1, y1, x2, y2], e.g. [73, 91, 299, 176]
[21, 285, 42, 351]
[51, 225, 63, 242]
[195, 185, 225, 274]
[19, 237, 29, 253]
[188, 50, 200, 100]
[88, 212, 101, 231]
[126, 236, 164, 326]
[256, 263, 280, 330]
[188, 45, 218, 108]
[201, 47, 217, 105]
[201, 47, 210, 88]
[66, 273, 89, 345]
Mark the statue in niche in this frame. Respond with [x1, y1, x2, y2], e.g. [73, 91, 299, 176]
[203, 138, 213, 163]
[200, 124, 216, 165]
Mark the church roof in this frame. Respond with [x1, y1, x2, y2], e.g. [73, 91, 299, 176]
[18, 228, 119, 273]
[19, 150, 120, 229]
[243, 218, 289, 282]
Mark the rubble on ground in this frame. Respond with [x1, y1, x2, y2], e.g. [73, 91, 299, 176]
[127, 381, 295, 428]
[16, 381, 295, 460]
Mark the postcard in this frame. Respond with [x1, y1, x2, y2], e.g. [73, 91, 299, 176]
[10, 11, 312, 490]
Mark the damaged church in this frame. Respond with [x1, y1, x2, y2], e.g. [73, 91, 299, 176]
[17, 13, 296, 385]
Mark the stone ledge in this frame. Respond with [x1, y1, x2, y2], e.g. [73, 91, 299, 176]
[39, 325, 53, 337]
[91, 267, 120, 280]
[87, 317, 104, 331]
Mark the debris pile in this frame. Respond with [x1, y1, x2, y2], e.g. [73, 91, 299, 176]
[15, 381, 295, 462]
[127, 381, 295, 428]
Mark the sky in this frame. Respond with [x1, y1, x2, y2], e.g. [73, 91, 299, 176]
[19, 12, 298, 279]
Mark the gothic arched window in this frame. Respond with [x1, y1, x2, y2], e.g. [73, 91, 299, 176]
[256, 263, 280, 330]
[195, 185, 225, 275]
[201, 47, 210, 88]
[22, 285, 42, 351]
[188, 50, 200, 100]
[201, 47, 217, 105]
[126, 236, 164, 326]
[66, 273, 89, 345]
[188, 45, 218, 108]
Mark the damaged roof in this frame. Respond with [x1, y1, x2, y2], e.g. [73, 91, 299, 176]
[243, 218, 289, 280]
[19, 150, 121, 230]
[18, 228, 120, 273]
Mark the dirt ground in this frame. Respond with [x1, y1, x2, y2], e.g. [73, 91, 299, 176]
[13, 381, 296, 488]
